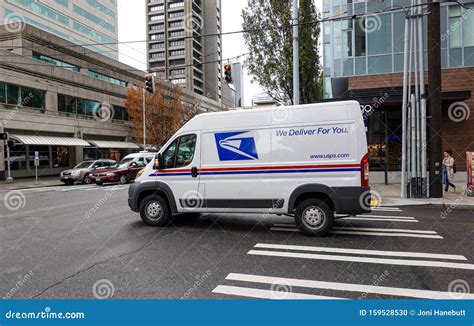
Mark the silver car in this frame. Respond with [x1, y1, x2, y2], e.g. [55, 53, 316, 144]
[60, 159, 116, 185]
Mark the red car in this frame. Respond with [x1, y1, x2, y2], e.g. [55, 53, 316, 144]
[91, 161, 147, 185]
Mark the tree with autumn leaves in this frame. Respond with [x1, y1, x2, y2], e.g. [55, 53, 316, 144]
[125, 81, 201, 149]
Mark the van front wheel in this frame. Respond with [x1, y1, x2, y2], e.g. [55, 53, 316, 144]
[295, 199, 333, 236]
[140, 195, 170, 227]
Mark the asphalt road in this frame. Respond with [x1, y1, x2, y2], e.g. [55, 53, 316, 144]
[0, 183, 473, 300]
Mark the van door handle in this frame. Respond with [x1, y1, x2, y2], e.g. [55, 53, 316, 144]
[191, 167, 198, 178]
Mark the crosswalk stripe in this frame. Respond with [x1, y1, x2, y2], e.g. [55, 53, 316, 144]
[254, 243, 467, 260]
[349, 215, 416, 219]
[338, 217, 419, 223]
[329, 230, 443, 239]
[212, 285, 345, 300]
[225, 273, 474, 300]
[270, 227, 439, 238]
[372, 207, 402, 212]
[331, 227, 438, 234]
[248, 250, 474, 270]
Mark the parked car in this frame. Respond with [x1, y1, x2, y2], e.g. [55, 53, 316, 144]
[92, 160, 147, 185]
[60, 159, 116, 185]
[128, 100, 370, 237]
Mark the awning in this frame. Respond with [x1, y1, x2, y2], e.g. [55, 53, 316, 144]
[87, 140, 140, 149]
[9, 135, 90, 147]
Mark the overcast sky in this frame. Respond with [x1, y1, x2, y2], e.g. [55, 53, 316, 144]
[117, 0, 322, 106]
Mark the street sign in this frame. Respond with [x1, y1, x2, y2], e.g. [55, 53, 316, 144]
[467, 152, 473, 194]
[34, 151, 39, 167]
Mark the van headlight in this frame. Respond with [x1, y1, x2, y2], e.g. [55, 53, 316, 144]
[137, 168, 145, 178]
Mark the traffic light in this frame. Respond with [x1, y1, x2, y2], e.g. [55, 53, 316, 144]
[224, 64, 232, 84]
[145, 74, 155, 94]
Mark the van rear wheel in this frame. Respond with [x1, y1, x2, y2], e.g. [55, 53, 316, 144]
[295, 198, 333, 236]
[140, 195, 170, 227]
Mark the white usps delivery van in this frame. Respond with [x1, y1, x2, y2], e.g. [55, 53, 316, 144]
[128, 100, 370, 236]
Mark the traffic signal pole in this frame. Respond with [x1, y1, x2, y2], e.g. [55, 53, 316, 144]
[427, 0, 443, 198]
[143, 88, 146, 150]
[292, 0, 299, 106]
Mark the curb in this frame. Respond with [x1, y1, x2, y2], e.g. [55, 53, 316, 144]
[380, 203, 474, 210]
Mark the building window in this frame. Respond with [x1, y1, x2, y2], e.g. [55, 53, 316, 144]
[170, 40, 185, 47]
[14, 0, 68, 25]
[88, 70, 128, 87]
[170, 49, 185, 56]
[150, 14, 164, 21]
[150, 52, 165, 59]
[0, 82, 45, 110]
[169, 2, 184, 9]
[32, 52, 80, 72]
[58, 94, 130, 121]
[150, 33, 165, 40]
[169, 11, 184, 18]
[150, 24, 164, 31]
[150, 5, 164, 12]
[73, 5, 116, 33]
[449, 5, 462, 48]
[85, 0, 116, 19]
[150, 42, 165, 50]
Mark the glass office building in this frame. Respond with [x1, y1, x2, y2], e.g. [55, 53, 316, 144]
[322, 0, 474, 172]
[0, 0, 118, 59]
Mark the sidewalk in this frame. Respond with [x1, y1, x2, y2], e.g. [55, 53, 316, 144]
[371, 182, 474, 209]
[0, 176, 63, 191]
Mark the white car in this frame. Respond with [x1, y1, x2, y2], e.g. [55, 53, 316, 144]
[121, 152, 156, 165]
[128, 101, 370, 236]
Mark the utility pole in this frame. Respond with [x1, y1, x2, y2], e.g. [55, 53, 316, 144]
[427, 0, 443, 198]
[143, 88, 147, 150]
[292, 0, 300, 106]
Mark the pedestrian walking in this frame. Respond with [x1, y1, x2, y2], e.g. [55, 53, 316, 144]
[442, 150, 456, 192]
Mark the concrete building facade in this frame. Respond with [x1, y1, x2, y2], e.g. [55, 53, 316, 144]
[146, 0, 222, 101]
[0, 0, 119, 59]
[0, 24, 225, 181]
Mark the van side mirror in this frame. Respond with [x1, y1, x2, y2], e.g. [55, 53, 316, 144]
[153, 153, 164, 170]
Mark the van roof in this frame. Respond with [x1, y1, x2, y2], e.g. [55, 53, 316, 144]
[179, 100, 361, 133]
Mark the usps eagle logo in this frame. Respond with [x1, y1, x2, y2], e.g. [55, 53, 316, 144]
[214, 131, 259, 161]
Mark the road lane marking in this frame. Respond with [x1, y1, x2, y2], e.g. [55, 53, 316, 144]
[212, 285, 345, 300]
[254, 244, 467, 260]
[338, 217, 419, 223]
[349, 215, 416, 219]
[225, 273, 474, 299]
[248, 250, 474, 270]
[270, 227, 439, 238]
[371, 207, 402, 212]
[331, 227, 438, 234]
[329, 231, 443, 239]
